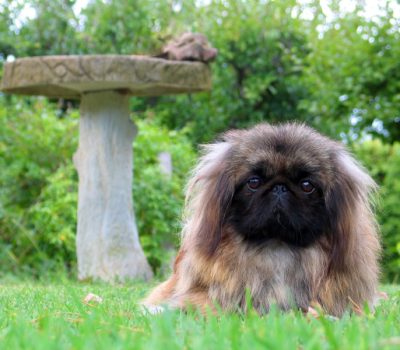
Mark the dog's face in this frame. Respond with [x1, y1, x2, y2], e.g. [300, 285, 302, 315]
[225, 125, 336, 247]
[228, 150, 329, 248]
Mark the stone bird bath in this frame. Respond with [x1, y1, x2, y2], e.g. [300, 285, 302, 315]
[1, 55, 211, 281]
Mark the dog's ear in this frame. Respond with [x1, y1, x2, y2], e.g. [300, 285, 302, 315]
[183, 141, 235, 256]
[325, 151, 377, 273]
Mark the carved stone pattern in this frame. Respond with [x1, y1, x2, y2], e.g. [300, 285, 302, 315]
[1, 55, 211, 98]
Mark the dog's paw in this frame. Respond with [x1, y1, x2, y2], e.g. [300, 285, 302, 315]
[140, 303, 165, 315]
[373, 291, 389, 307]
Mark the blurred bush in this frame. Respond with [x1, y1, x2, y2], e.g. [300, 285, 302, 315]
[0, 98, 79, 276]
[0, 99, 195, 277]
[3, 1, 399, 143]
[353, 140, 400, 282]
[132, 119, 195, 274]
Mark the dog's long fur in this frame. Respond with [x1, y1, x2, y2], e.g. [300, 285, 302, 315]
[143, 123, 380, 317]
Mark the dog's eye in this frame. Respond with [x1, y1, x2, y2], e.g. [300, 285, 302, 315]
[247, 176, 262, 191]
[300, 180, 315, 194]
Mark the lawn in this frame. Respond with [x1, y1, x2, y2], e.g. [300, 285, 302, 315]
[0, 278, 399, 350]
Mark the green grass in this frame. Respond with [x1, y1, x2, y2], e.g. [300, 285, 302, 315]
[0, 279, 399, 350]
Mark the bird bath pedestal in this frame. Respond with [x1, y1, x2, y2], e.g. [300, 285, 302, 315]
[1, 55, 211, 281]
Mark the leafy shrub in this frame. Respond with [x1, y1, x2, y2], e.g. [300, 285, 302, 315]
[352, 140, 400, 282]
[0, 98, 79, 276]
[133, 119, 195, 273]
[25, 163, 78, 274]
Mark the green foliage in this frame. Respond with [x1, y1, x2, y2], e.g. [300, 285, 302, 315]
[302, 5, 400, 142]
[2, 0, 399, 142]
[0, 98, 79, 275]
[79, 0, 174, 55]
[0, 281, 399, 349]
[0, 0, 79, 59]
[133, 119, 195, 273]
[353, 140, 400, 281]
[24, 163, 78, 273]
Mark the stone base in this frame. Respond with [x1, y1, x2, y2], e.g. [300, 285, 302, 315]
[74, 91, 153, 281]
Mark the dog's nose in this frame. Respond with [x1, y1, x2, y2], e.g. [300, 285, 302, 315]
[272, 184, 288, 196]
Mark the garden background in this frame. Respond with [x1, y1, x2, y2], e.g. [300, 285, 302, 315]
[1, 1, 400, 349]
[0, 0, 399, 282]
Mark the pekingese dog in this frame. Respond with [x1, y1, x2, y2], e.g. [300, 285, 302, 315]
[143, 123, 380, 317]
